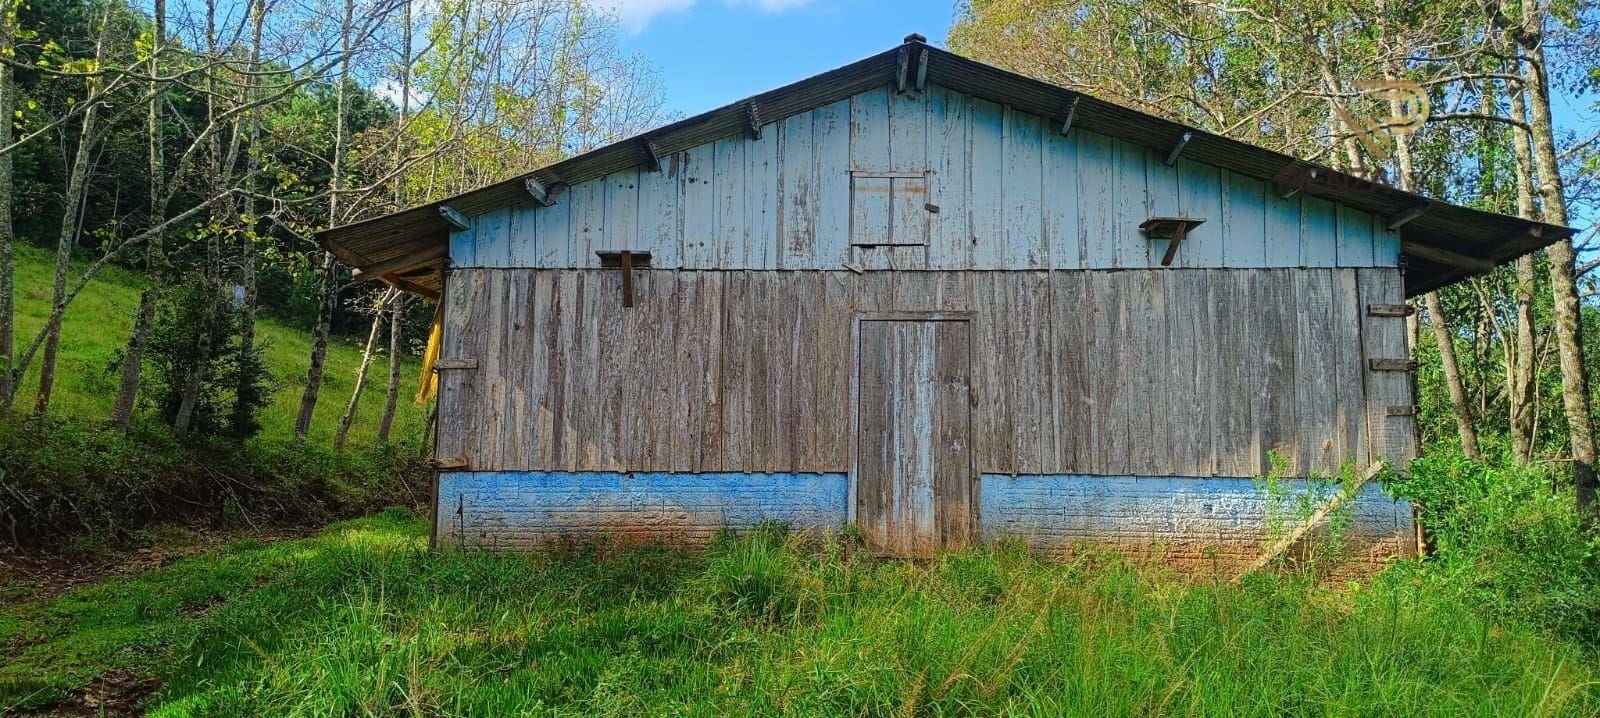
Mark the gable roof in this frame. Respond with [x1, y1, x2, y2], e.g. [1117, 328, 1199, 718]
[318, 36, 1569, 300]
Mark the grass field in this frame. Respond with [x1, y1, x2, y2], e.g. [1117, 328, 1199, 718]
[2, 510, 1596, 716]
[9, 245, 428, 448]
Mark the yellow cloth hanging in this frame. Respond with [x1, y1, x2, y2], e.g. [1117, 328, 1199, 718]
[415, 302, 442, 404]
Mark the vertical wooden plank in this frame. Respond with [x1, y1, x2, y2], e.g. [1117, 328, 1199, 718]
[1089, 271, 1128, 474]
[1337, 204, 1377, 267]
[1125, 270, 1167, 473]
[449, 224, 477, 269]
[813, 100, 854, 268]
[928, 86, 970, 269]
[638, 154, 681, 268]
[852, 86, 892, 169]
[532, 187, 572, 267]
[889, 176, 930, 248]
[713, 136, 747, 268]
[1050, 271, 1090, 472]
[593, 270, 625, 471]
[1163, 270, 1216, 475]
[569, 179, 603, 268]
[744, 129, 779, 268]
[434, 270, 473, 462]
[1265, 189, 1302, 267]
[1359, 268, 1417, 467]
[817, 271, 856, 470]
[967, 97, 1005, 268]
[1174, 158, 1224, 268]
[851, 176, 892, 246]
[1077, 131, 1116, 268]
[508, 205, 536, 268]
[528, 270, 555, 471]
[1374, 225, 1402, 268]
[680, 142, 717, 268]
[697, 273, 727, 471]
[888, 86, 927, 172]
[1004, 109, 1046, 268]
[855, 319, 892, 551]
[666, 272, 699, 473]
[974, 273, 1016, 473]
[1212, 271, 1254, 475]
[1113, 139, 1151, 269]
[1300, 196, 1339, 268]
[605, 169, 640, 256]
[778, 110, 816, 269]
[1254, 270, 1298, 474]
[547, 271, 576, 469]
[719, 272, 751, 470]
[1224, 172, 1268, 268]
[1006, 272, 1054, 474]
[933, 320, 974, 548]
[1044, 130, 1081, 269]
[1293, 269, 1339, 474]
[1331, 268, 1370, 467]
[475, 208, 511, 268]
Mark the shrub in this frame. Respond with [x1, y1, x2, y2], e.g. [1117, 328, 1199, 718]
[0, 414, 429, 550]
[1389, 453, 1600, 646]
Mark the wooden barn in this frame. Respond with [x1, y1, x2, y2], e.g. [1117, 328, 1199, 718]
[319, 37, 1566, 568]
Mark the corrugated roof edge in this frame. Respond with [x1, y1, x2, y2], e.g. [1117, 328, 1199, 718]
[318, 37, 1570, 299]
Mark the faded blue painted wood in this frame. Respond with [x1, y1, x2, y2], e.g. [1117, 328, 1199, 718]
[455, 82, 1399, 272]
[434, 470, 1416, 565]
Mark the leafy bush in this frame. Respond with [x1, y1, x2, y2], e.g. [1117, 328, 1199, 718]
[0, 414, 429, 550]
[1388, 453, 1600, 646]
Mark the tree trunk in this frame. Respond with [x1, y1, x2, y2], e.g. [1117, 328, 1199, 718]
[34, 5, 109, 413]
[335, 289, 394, 451]
[1425, 292, 1481, 459]
[109, 0, 166, 430]
[295, 0, 353, 441]
[0, 0, 15, 413]
[1519, 21, 1596, 521]
[229, 0, 265, 433]
[1506, 75, 1539, 464]
[377, 294, 405, 443]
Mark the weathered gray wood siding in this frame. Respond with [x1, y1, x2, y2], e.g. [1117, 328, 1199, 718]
[450, 84, 1401, 272]
[435, 267, 1416, 477]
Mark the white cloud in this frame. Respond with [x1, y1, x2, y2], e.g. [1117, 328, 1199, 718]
[595, 0, 814, 34]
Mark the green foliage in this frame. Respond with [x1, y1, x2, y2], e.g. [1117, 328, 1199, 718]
[0, 413, 429, 550]
[1389, 454, 1600, 646]
[3, 515, 1598, 716]
[139, 274, 270, 438]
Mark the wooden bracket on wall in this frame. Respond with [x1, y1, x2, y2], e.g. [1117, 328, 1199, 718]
[1385, 405, 1420, 416]
[1058, 96, 1079, 136]
[523, 176, 557, 207]
[1367, 358, 1418, 372]
[1164, 132, 1193, 167]
[745, 101, 762, 139]
[1139, 216, 1206, 267]
[639, 139, 663, 173]
[1367, 303, 1415, 317]
[596, 250, 652, 308]
[438, 205, 470, 232]
[430, 456, 469, 470]
[434, 357, 478, 371]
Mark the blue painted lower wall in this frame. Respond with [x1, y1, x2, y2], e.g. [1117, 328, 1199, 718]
[436, 471, 1416, 566]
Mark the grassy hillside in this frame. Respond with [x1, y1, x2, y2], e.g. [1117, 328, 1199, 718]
[9, 245, 428, 447]
[1, 511, 1596, 715]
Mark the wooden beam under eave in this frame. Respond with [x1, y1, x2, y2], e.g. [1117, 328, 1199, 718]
[439, 205, 470, 231]
[1402, 241, 1495, 274]
[384, 273, 441, 301]
[353, 243, 448, 282]
[1385, 202, 1429, 231]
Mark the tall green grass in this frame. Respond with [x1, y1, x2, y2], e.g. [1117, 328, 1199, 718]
[9, 244, 427, 446]
[3, 512, 1595, 716]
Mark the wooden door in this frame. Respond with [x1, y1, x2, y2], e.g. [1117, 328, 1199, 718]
[855, 319, 974, 557]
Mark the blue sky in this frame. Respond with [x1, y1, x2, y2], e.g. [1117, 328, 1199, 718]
[606, 0, 957, 116]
